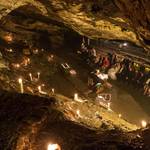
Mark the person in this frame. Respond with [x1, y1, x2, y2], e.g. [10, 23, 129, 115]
[110, 53, 117, 65]
[81, 42, 86, 50]
[117, 63, 125, 80]
[144, 78, 150, 96]
[91, 48, 97, 57]
[127, 62, 134, 84]
[88, 71, 95, 87]
[94, 82, 104, 94]
[102, 56, 110, 70]
[108, 63, 120, 80]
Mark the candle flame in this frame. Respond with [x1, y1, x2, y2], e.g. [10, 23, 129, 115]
[38, 86, 41, 92]
[141, 120, 147, 128]
[118, 114, 122, 118]
[47, 143, 60, 150]
[18, 78, 22, 83]
[74, 93, 78, 100]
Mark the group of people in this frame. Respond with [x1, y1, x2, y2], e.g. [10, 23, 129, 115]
[79, 42, 150, 97]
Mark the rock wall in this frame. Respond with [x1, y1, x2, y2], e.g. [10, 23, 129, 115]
[0, 0, 149, 52]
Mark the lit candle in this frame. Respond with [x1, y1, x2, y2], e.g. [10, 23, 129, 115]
[29, 73, 33, 81]
[118, 114, 122, 118]
[38, 86, 42, 93]
[48, 143, 61, 150]
[74, 93, 78, 101]
[27, 58, 30, 63]
[37, 72, 40, 80]
[141, 120, 147, 128]
[52, 88, 55, 94]
[18, 78, 24, 93]
[16, 64, 20, 68]
[107, 102, 111, 111]
[38, 86, 47, 95]
[8, 48, 13, 52]
[76, 109, 82, 118]
[77, 110, 80, 116]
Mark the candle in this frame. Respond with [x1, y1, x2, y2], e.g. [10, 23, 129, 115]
[16, 64, 20, 68]
[76, 109, 82, 118]
[107, 102, 111, 111]
[74, 93, 78, 101]
[37, 72, 40, 80]
[48, 144, 61, 150]
[47, 55, 54, 62]
[118, 114, 122, 118]
[38, 86, 42, 93]
[18, 78, 24, 93]
[76, 110, 80, 116]
[29, 73, 33, 81]
[52, 88, 55, 94]
[141, 120, 147, 128]
[27, 58, 30, 64]
[38, 86, 47, 95]
[24, 60, 28, 66]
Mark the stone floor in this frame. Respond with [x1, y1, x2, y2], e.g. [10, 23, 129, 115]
[0, 43, 149, 128]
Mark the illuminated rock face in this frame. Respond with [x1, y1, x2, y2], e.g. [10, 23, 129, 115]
[0, 0, 150, 51]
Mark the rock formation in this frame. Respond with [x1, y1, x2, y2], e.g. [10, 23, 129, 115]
[0, 0, 149, 52]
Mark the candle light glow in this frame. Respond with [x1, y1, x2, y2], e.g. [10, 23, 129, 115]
[38, 86, 47, 95]
[141, 120, 147, 128]
[18, 78, 24, 93]
[52, 88, 55, 94]
[37, 72, 40, 80]
[47, 143, 60, 150]
[29, 73, 33, 81]
[74, 93, 78, 101]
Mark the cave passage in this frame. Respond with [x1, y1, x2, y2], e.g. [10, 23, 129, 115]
[0, 3, 150, 150]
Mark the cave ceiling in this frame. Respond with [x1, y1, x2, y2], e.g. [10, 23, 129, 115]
[0, 0, 150, 52]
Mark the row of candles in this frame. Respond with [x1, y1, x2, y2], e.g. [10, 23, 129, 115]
[5, 46, 60, 150]
[18, 72, 55, 95]
[74, 93, 148, 128]
[14, 54, 147, 129]
[18, 76, 148, 129]
[18, 72, 40, 93]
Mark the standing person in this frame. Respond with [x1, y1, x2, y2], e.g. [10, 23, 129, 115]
[117, 63, 125, 80]
[102, 56, 110, 71]
[144, 78, 150, 96]
[127, 62, 134, 84]
[91, 48, 97, 58]
[110, 53, 116, 66]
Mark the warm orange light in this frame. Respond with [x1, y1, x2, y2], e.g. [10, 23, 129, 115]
[38, 86, 41, 92]
[118, 114, 122, 118]
[4, 34, 13, 42]
[47, 143, 61, 150]
[16, 64, 20, 68]
[74, 93, 78, 100]
[141, 120, 147, 128]
[18, 78, 24, 93]
[37, 72, 40, 79]
[29, 73, 33, 81]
